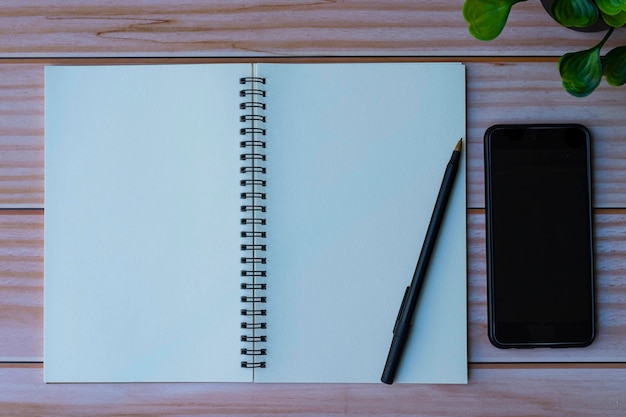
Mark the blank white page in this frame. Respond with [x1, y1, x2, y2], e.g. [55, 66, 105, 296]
[259, 63, 467, 383]
[44, 64, 250, 382]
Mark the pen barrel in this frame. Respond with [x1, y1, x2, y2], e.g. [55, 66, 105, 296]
[380, 144, 462, 385]
[381, 321, 410, 384]
[400, 152, 460, 321]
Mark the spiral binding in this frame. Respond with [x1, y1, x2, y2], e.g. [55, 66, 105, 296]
[239, 76, 267, 369]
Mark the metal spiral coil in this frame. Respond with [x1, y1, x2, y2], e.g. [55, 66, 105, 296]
[239, 76, 268, 369]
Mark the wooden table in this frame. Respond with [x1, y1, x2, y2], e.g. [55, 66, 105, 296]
[1, 2, 625, 415]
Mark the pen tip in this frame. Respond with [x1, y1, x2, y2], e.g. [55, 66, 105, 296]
[454, 139, 463, 152]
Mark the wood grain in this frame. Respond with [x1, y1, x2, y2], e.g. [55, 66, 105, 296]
[2, 208, 625, 365]
[1, 1, 625, 57]
[2, 60, 626, 208]
[0, 210, 42, 361]
[466, 62, 626, 209]
[469, 209, 626, 363]
[1, 1, 626, 414]
[0, 364, 624, 416]
[0, 65, 43, 208]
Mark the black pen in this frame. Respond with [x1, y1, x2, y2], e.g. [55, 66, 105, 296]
[381, 139, 463, 385]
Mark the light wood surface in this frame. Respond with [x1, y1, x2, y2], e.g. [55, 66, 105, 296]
[1, 1, 625, 415]
[1, 1, 625, 57]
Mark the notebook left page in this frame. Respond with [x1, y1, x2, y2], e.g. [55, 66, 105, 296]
[44, 64, 251, 382]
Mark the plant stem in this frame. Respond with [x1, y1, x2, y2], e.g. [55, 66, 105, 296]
[596, 27, 615, 51]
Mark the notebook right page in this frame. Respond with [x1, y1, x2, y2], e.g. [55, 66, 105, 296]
[260, 63, 467, 383]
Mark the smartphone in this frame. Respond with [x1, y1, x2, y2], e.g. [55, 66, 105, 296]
[484, 124, 595, 348]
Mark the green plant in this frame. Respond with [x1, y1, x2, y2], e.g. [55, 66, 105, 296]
[463, 0, 626, 96]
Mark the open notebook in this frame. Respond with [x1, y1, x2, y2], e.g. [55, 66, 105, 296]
[44, 63, 467, 383]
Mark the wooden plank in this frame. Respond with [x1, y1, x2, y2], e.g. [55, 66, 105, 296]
[2, 209, 626, 363]
[1, 2, 623, 415]
[0, 1, 625, 57]
[0, 364, 624, 416]
[0, 65, 43, 208]
[1, 60, 626, 208]
[466, 62, 626, 209]
[469, 209, 626, 363]
[0, 210, 42, 361]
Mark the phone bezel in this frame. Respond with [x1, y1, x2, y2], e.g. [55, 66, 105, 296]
[484, 124, 595, 349]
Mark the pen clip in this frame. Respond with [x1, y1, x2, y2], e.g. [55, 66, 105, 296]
[393, 286, 410, 334]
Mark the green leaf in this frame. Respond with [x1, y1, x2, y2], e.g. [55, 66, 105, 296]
[602, 10, 626, 26]
[559, 47, 603, 96]
[603, 46, 626, 86]
[595, 0, 626, 16]
[463, 0, 527, 41]
[551, 0, 599, 27]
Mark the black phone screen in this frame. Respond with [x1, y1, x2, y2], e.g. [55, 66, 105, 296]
[485, 124, 595, 348]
